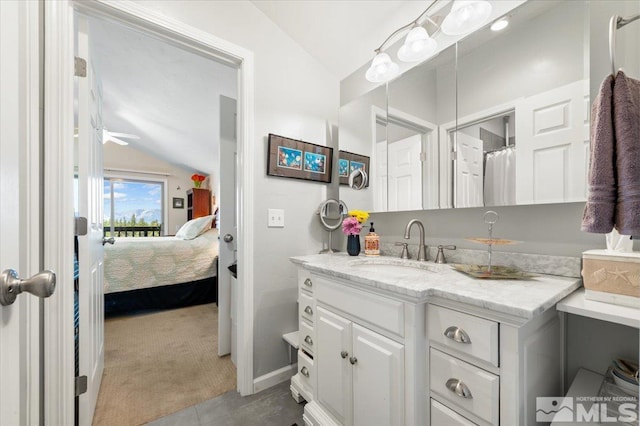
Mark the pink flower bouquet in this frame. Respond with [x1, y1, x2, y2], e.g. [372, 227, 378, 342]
[342, 216, 362, 236]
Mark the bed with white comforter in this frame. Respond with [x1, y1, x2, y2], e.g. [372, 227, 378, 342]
[104, 228, 218, 294]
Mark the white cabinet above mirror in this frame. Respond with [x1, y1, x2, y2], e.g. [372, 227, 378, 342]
[340, 0, 599, 213]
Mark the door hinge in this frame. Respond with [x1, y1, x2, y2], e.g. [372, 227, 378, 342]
[75, 375, 88, 396]
[75, 217, 88, 236]
[420, 152, 427, 162]
[451, 151, 458, 161]
[74, 57, 87, 77]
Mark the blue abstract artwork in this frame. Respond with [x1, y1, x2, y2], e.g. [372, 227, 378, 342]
[304, 152, 327, 174]
[277, 146, 302, 170]
[350, 161, 365, 172]
[338, 159, 349, 177]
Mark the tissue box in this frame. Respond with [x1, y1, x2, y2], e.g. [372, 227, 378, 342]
[582, 250, 640, 308]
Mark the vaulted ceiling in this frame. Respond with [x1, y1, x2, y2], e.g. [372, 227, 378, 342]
[87, 1, 420, 176]
[250, 0, 431, 80]
[89, 17, 237, 177]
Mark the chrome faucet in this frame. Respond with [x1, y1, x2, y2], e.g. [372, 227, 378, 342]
[404, 219, 427, 261]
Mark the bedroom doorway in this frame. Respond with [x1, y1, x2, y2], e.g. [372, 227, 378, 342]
[65, 5, 253, 422]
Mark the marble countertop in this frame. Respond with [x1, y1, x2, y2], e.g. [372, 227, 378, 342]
[290, 253, 582, 320]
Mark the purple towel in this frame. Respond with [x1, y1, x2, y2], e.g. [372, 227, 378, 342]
[613, 71, 640, 235]
[582, 75, 616, 233]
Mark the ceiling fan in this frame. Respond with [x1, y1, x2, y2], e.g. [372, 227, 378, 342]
[102, 128, 140, 146]
[74, 127, 140, 146]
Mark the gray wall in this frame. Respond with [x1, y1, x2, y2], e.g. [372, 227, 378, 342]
[135, 0, 340, 379]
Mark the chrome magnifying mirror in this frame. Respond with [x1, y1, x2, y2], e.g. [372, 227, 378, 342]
[348, 168, 368, 190]
[317, 199, 349, 253]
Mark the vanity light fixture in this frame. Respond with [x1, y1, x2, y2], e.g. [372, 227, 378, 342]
[397, 25, 438, 62]
[490, 17, 509, 32]
[365, 0, 493, 83]
[365, 52, 400, 83]
[441, 0, 493, 35]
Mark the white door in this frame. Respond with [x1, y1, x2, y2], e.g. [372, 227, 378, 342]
[388, 134, 422, 211]
[0, 1, 42, 423]
[516, 80, 588, 204]
[77, 16, 105, 425]
[374, 141, 388, 211]
[351, 324, 404, 426]
[218, 95, 237, 358]
[455, 132, 484, 208]
[316, 307, 353, 425]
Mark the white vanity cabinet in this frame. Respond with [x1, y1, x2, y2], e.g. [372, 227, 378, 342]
[315, 306, 404, 426]
[290, 254, 579, 426]
[426, 301, 562, 426]
[291, 271, 317, 404]
[302, 272, 423, 426]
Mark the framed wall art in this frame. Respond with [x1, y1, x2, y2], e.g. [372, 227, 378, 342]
[267, 134, 333, 183]
[172, 197, 184, 209]
[338, 150, 370, 186]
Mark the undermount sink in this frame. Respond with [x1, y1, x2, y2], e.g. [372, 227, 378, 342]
[347, 258, 441, 274]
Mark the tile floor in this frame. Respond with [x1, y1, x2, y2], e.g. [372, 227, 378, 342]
[147, 381, 305, 426]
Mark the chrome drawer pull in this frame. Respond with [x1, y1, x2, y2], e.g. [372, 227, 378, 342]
[446, 378, 473, 399]
[340, 351, 349, 359]
[349, 356, 358, 365]
[303, 278, 312, 287]
[304, 306, 313, 315]
[304, 335, 313, 345]
[301, 366, 310, 377]
[444, 326, 471, 344]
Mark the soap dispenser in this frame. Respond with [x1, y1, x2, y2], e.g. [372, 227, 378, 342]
[364, 222, 380, 257]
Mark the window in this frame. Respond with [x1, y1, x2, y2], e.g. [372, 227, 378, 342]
[104, 177, 164, 237]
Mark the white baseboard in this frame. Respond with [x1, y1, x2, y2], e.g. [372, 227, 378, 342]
[253, 363, 297, 394]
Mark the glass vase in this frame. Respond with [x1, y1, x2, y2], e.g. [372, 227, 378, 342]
[347, 234, 361, 256]
[193, 181, 202, 188]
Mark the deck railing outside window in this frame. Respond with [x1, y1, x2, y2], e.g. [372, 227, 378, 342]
[104, 225, 162, 237]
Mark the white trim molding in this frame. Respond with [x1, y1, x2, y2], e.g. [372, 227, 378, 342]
[43, 1, 76, 424]
[253, 364, 298, 394]
[44, 2, 257, 423]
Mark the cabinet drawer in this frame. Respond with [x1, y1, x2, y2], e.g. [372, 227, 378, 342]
[298, 349, 314, 391]
[428, 304, 499, 367]
[430, 348, 499, 425]
[314, 274, 404, 337]
[300, 319, 315, 356]
[431, 399, 477, 426]
[299, 292, 315, 323]
[299, 271, 314, 295]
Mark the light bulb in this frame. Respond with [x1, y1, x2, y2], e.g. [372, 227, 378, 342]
[365, 52, 400, 83]
[490, 18, 509, 32]
[441, 0, 492, 36]
[398, 26, 438, 62]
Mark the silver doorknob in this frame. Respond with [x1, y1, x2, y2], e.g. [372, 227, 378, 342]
[102, 237, 115, 246]
[223, 234, 234, 243]
[340, 351, 349, 359]
[0, 269, 56, 306]
[349, 356, 358, 365]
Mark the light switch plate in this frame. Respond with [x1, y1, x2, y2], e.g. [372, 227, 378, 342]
[268, 209, 285, 228]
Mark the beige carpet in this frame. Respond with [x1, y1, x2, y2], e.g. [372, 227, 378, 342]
[92, 304, 236, 426]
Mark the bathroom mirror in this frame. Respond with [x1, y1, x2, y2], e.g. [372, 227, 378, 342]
[448, 0, 589, 208]
[339, 0, 590, 212]
[339, 84, 386, 213]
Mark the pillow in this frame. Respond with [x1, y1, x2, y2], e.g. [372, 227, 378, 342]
[175, 215, 214, 240]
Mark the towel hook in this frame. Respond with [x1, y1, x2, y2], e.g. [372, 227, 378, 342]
[609, 15, 619, 76]
[609, 13, 640, 76]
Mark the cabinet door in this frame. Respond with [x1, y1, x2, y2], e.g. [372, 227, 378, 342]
[352, 324, 404, 426]
[316, 307, 352, 425]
